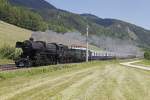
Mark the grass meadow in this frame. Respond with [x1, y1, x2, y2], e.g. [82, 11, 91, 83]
[0, 21, 31, 47]
[0, 60, 150, 100]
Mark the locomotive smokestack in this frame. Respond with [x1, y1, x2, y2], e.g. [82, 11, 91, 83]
[29, 37, 34, 41]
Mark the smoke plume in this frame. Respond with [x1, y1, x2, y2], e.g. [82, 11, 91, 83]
[31, 30, 143, 57]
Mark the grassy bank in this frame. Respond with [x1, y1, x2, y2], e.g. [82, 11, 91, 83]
[0, 59, 14, 65]
[0, 61, 108, 80]
[0, 21, 31, 47]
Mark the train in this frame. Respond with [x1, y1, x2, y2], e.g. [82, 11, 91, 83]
[15, 38, 122, 67]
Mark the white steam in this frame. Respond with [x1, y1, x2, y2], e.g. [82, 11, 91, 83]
[31, 30, 143, 58]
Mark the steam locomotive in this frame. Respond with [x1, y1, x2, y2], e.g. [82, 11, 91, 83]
[15, 38, 114, 67]
[16, 38, 87, 67]
[15, 38, 139, 67]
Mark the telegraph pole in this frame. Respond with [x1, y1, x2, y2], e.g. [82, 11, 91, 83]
[86, 25, 89, 62]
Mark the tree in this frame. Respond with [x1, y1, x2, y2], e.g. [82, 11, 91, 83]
[0, 0, 48, 31]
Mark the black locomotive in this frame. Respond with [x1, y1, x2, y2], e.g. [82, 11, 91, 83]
[15, 38, 88, 67]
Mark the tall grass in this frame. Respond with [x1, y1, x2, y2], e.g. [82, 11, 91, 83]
[0, 44, 21, 59]
[0, 61, 111, 80]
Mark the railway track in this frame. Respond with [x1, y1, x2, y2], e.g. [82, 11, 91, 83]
[0, 64, 19, 71]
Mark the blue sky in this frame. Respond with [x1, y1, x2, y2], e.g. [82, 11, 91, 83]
[46, 0, 150, 29]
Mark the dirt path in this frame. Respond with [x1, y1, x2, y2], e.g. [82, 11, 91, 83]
[120, 60, 150, 71]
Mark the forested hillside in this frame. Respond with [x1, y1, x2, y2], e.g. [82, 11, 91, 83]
[81, 14, 150, 47]
[0, 0, 150, 48]
[0, 0, 48, 31]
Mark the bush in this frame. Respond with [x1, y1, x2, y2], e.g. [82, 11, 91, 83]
[144, 51, 150, 60]
[0, 45, 21, 59]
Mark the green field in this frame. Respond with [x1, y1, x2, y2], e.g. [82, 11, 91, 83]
[134, 60, 150, 67]
[0, 20, 32, 47]
[0, 60, 149, 100]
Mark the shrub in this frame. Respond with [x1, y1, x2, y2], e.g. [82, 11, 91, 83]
[0, 45, 21, 59]
[144, 51, 150, 60]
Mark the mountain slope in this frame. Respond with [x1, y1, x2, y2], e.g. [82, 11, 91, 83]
[81, 14, 150, 46]
[9, 0, 56, 10]
[0, 0, 48, 31]
[6, 0, 150, 48]
[8, 0, 105, 33]
[8, 0, 56, 20]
